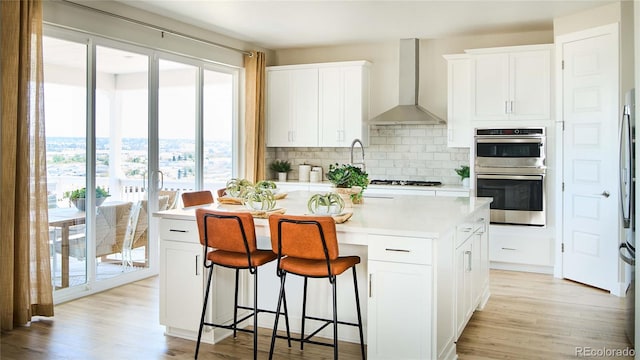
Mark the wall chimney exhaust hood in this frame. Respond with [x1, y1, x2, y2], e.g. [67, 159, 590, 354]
[368, 38, 445, 126]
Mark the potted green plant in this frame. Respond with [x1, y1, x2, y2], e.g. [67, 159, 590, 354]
[64, 186, 110, 211]
[225, 178, 254, 198]
[242, 187, 276, 211]
[455, 165, 470, 188]
[326, 163, 369, 204]
[270, 160, 292, 182]
[307, 192, 345, 215]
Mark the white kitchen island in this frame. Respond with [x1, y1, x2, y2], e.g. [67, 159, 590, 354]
[155, 191, 491, 359]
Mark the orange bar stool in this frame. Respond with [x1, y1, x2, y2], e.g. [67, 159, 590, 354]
[194, 209, 291, 359]
[267, 214, 366, 360]
[182, 190, 214, 208]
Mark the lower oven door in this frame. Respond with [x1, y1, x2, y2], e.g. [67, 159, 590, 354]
[476, 173, 545, 226]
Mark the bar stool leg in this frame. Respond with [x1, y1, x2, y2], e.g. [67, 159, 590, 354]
[195, 265, 214, 359]
[300, 276, 308, 350]
[269, 272, 287, 360]
[253, 270, 259, 360]
[332, 277, 338, 360]
[353, 267, 366, 359]
[282, 286, 292, 347]
[233, 269, 240, 338]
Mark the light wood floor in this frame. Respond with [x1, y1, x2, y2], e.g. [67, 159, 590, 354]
[0, 270, 633, 359]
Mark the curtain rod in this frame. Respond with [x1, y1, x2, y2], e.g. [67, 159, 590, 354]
[58, 0, 253, 57]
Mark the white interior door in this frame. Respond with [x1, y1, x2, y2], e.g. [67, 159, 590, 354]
[560, 24, 619, 292]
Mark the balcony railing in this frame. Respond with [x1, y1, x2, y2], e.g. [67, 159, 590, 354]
[48, 175, 226, 208]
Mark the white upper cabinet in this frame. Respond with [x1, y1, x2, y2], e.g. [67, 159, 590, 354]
[444, 44, 552, 148]
[266, 67, 319, 147]
[266, 61, 370, 147]
[319, 64, 370, 147]
[443, 54, 472, 147]
[468, 44, 552, 122]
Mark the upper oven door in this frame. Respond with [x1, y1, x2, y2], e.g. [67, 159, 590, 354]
[475, 137, 545, 169]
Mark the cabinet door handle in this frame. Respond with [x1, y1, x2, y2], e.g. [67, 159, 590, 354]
[369, 274, 372, 298]
[505, 101, 509, 114]
[169, 229, 188, 233]
[510, 100, 514, 113]
[501, 247, 517, 251]
[385, 248, 411, 253]
[195, 255, 200, 276]
[465, 250, 472, 271]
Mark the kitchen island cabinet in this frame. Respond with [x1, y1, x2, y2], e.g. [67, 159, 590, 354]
[155, 192, 491, 359]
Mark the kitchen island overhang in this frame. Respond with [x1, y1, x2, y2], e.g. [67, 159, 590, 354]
[155, 191, 492, 360]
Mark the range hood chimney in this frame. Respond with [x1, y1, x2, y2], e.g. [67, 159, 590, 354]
[368, 38, 445, 126]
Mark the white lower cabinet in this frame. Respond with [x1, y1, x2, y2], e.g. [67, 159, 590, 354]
[367, 234, 433, 359]
[161, 240, 204, 332]
[455, 236, 474, 338]
[489, 225, 553, 269]
[159, 218, 236, 343]
[159, 219, 206, 340]
[455, 216, 490, 340]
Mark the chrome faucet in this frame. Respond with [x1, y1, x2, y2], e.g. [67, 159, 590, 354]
[350, 138, 366, 172]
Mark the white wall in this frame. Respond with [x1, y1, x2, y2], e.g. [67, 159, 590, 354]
[553, 2, 624, 36]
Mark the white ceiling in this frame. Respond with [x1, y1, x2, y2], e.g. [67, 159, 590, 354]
[119, 0, 616, 50]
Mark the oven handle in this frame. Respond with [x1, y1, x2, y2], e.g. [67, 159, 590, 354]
[475, 138, 544, 144]
[477, 174, 543, 181]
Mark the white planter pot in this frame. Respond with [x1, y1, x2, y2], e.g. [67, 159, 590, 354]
[278, 172, 287, 182]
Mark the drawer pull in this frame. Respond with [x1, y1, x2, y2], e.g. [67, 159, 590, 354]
[385, 248, 410, 253]
[501, 247, 517, 251]
[460, 227, 473, 233]
[465, 250, 472, 271]
[169, 229, 188, 233]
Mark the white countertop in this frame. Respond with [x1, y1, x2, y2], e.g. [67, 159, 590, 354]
[155, 191, 491, 239]
[274, 180, 469, 193]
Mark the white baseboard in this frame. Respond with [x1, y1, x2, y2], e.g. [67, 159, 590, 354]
[490, 261, 554, 274]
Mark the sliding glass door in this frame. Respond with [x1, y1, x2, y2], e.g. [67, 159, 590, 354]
[43, 35, 88, 290]
[95, 45, 150, 278]
[158, 59, 198, 193]
[44, 33, 154, 299]
[44, 26, 239, 302]
[157, 56, 238, 203]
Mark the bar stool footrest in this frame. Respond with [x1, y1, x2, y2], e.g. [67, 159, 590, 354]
[202, 306, 288, 334]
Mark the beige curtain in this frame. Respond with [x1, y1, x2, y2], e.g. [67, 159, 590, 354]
[243, 51, 266, 183]
[1, 0, 54, 331]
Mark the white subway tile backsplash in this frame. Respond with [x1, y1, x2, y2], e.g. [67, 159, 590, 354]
[265, 124, 470, 184]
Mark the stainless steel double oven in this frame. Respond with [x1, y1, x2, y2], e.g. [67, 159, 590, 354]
[474, 127, 546, 226]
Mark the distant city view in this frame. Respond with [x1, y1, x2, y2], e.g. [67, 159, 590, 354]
[46, 136, 232, 182]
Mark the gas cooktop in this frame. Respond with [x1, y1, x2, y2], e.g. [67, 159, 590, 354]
[369, 179, 442, 187]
